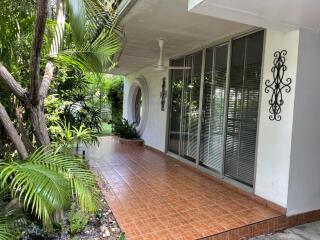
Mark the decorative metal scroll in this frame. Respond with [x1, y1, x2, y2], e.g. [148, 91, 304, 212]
[265, 50, 292, 121]
[160, 77, 167, 111]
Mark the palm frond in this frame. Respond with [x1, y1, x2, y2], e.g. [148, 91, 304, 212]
[0, 199, 26, 240]
[0, 147, 100, 226]
[55, 29, 122, 72]
[29, 148, 100, 212]
[0, 217, 14, 240]
[52, 0, 125, 72]
[72, 125, 99, 146]
[0, 162, 69, 224]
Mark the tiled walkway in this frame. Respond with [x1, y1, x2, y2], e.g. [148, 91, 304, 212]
[87, 137, 282, 240]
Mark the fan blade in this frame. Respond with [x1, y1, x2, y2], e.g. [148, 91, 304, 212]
[153, 65, 166, 71]
[167, 66, 191, 70]
[157, 39, 165, 66]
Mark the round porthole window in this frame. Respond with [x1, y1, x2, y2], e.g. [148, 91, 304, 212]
[127, 76, 149, 135]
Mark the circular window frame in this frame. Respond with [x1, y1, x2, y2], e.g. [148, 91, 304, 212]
[127, 76, 149, 135]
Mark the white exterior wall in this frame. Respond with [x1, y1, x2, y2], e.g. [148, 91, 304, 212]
[123, 61, 169, 152]
[286, 29, 320, 216]
[254, 29, 300, 208]
[123, 29, 305, 210]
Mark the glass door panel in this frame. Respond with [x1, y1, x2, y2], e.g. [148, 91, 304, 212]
[200, 44, 228, 172]
[180, 51, 202, 162]
[167, 31, 264, 188]
[224, 31, 264, 186]
[168, 58, 184, 154]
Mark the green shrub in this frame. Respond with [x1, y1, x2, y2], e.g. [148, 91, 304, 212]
[69, 203, 89, 235]
[0, 148, 100, 227]
[112, 118, 139, 139]
[106, 76, 124, 121]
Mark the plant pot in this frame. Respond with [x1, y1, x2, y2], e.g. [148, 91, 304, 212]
[118, 137, 144, 146]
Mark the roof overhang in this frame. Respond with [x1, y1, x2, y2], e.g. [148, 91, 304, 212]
[111, 0, 252, 75]
[188, 0, 320, 32]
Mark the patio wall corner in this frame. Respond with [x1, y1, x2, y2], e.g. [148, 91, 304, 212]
[287, 28, 320, 216]
[255, 29, 300, 208]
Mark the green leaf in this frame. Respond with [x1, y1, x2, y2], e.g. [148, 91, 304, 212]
[0, 162, 69, 224]
[119, 232, 126, 240]
[0, 147, 100, 226]
[52, 0, 125, 72]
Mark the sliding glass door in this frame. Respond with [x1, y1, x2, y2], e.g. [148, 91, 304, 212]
[180, 51, 202, 162]
[168, 58, 184, 154]
[199, 44, 228, 172]
[224, 31, 264, 185]
[167, 30, 264, 187]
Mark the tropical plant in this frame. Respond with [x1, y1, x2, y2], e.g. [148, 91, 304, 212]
[0, 207, 25, 240]
[46, 73, 124, 134]
[112, 118, 139, 139]
[0, 0, 36, 159]
[0, 0, 124, 159]
[51, 120, 99, 152]
[68, 203, 89, 235]
[0, 188, 26, 240]
[0, 0, 122, 237]
[106, 75, 124, 122]
[47, 70, 105, 134]
[0, 147, 100, 226]
[119, 233, 126, 240]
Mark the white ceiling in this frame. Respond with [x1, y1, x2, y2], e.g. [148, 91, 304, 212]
[189, 0, 320, 32]
[112, 0, 252, 75]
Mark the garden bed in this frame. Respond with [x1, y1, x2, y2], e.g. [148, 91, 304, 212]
[118, 137, 144, 146]
[22, 177, 123, 240]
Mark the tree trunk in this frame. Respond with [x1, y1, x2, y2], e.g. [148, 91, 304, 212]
[29, 0, 65, 147]
[0, 102, 28, 159]
[30, 102, 50, 146]
[0, 0, 65, 153]
[14, 98, 34, 153]
[30, 0, 49, 102]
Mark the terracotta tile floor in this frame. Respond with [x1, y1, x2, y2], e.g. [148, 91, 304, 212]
[87, 137, 282, 240]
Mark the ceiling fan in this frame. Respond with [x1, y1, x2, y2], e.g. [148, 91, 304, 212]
[153, 39, 191, 72]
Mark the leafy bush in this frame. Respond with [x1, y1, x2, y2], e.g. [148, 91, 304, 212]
[50, 120, 99, 153]
[46, 70, 103, 134]
[68, 203, 89, 235]
[0, 147, 101, 226]
[0, 195, 26, 240]
[112, 118, 139, 139]
[106, 76, 124, 121]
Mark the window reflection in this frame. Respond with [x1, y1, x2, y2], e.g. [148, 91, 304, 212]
[134, 88, 142, 125]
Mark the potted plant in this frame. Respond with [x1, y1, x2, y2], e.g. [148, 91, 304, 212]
[112, 118, 144, 146]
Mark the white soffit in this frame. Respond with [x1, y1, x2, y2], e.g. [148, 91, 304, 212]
[189, 0, 320, 32]
[112, 0, 252, 75]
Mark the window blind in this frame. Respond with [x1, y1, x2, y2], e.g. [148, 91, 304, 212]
[200, 44, 228, 172]
[224, 31, 264, 186]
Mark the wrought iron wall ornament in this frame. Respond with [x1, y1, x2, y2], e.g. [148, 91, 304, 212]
[160, 77, 167, 111]
[265, 50, 292, 121]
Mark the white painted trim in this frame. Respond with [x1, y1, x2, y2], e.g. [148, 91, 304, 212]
[117, 0, 137, 19]
[127, 75, 149, 135]
[188, 0, 297, 32]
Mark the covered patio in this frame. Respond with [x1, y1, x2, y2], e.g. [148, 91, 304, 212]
[87, 137, 286, 240]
